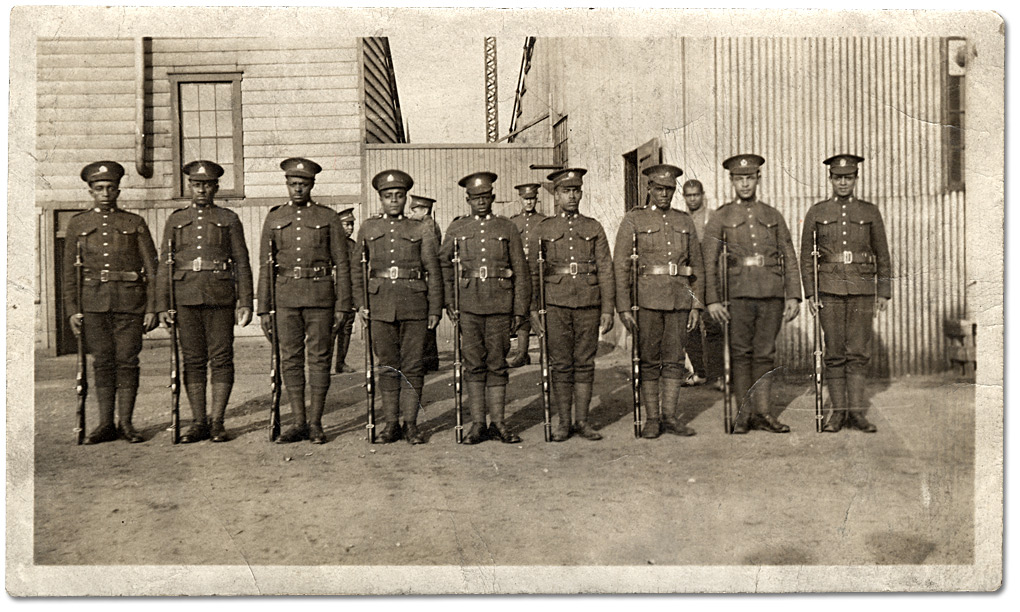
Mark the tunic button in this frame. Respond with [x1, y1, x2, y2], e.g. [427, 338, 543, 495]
[197, 246, 202, 250]
[103, 243, 108, 246]
[296, 247, 301, 251]
[296, 237, 301, 241]
[481, 239, 486, 243]
[481, 248, 486, 252]
[104, 263, 110, 268]
[842, 241, 847, 245]
[197, 236, 202, 240]
[297, 258, 302, 262]
[197, 225, 203, 229]
[103, 253, 108, 257]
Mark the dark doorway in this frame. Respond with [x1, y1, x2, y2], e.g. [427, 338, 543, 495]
[54, 209, 81, 356]
[622, 138, 662, 212]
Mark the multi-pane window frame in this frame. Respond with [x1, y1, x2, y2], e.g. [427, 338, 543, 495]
[553, 115, 569, 167]
[169, 72, 244, 199]
[942, 38, 966, 193]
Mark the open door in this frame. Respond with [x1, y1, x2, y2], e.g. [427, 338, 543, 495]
[623, 138, 662, 212]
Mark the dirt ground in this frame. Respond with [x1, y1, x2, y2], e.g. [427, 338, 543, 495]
[32, 335, 974, 567]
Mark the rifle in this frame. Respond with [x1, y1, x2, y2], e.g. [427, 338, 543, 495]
[452, 238, 464, 443]
[720, 242, 734, 434]
[268, 236, 282, 442]
[629, 231, 642, 438]
[811, 229, 825, 433]
[167, 237, 181, 444]
[73, 240, 87, 445]
[536, 239, 552, 442]
[361, 240, 376, 443]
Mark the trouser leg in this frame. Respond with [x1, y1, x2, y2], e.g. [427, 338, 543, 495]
[550, 381, 573, 441]
[116, 386, 145, 443]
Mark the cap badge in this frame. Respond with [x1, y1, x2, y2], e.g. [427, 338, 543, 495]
[739, 159, 748, 167]
[839, 158, 847, 167]
[387, 174, 394, 182]
[197, 166, 206, 174]
[99, 165, 107, 173]
[474, 178, 483, 186]
[297, 163, 305, 170]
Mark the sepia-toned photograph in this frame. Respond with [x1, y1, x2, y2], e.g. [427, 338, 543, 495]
[6, 6, 1004, 595]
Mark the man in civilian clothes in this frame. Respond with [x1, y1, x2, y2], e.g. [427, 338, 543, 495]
[703, 154, 801, 434]
[63, 161, 159, 444]
[614, 164, 705, 439]
[527, 169, 614, 441]
[156, 160, 254, 443]
[440, 172, 531, 444]
[681, 179, 725, 390]
[408, 195, 443, 373]
[800, 154, 891, 433]
[333, 207, 359, 375]
[257, 158, 352, 444]
[355, 172, 443, 444]
[507, 182, 547, 367]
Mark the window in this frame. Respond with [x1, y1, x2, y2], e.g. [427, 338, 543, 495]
[553, 115, 569, 167]
[943, 38, 966, 192]
[170, 72, 244, 198]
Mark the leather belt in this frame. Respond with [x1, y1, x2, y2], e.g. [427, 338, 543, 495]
[547, 262, 597, 275]
[369, 266, 422, 280]
[84, 270, 141, 282]
[283, 265, 331, 279]
[181, 257, 230, 272]
[462, 266, 513, 280]
[641, 263, 693, 277]
[821, 251, 875, 264]
[728, 254, 779, 268]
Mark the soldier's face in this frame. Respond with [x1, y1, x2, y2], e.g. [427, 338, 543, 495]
[554, 186, 582, 213]
[287, 177, 315, 204]
[407, 206, 428, 221]
[188, 179, 219, 206]
[379, 188, 407, 216]
[522, 196, 537, 213]
[88, 180, 120, 208]
[467, 193, 494, 216]
[730, 172, 759, 200]
[649, 184, 675, 209]
[830, 172, 858, 198]
[683, 186, 704, 211]
[341, 220, 355, 237]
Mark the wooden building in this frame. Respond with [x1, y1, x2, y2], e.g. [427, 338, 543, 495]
[35, 36, 405, 355]
[508, 36, 971, 376]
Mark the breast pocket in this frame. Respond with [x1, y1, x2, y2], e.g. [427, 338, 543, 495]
[301, 223, 329, 249]
[636, 224, 662, 252]
[542, 230, 566, 261]
[578, 230, 599, 261]
[111, 224, 137, 251]
[394, 232, 422, 261]
[270, 220, 293, 250]
[815, 217, 840, 244]
[847, 213, 873, 245]
[669, 228, 691, 262]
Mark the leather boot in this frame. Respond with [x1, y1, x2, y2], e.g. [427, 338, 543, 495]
[823, 377, 847, 433]
[572, 382, 602, 441]
[750, 378, 789, 433]
[731, 365, 752, 434]
[307, 386, 328, 444]
[639, 379, 661, 439]
[660, 377, 695, 437]
[180, 382, 209, 443]
[209, 383, 232, 442]
[401, 386, 425, 445]
[116, 387, 145, 443]
[463, 381, 488, 444]
[550, 382, 573, 442]
[276, 386, 308, 443]
[846, 373, 877, 432]
[377, 388, 402, 443]
[487, 385, 521, 443]
[85, 386, 118, 444]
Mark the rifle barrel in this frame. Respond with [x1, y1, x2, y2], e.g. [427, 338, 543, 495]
[168, 238, 181, 444]
[361, 240, 376, 443]
[74, 240, 87, 445]
[537, 239, 551, 442]
[268, 237, 282, 442]
[452, 238, 464, 443]
[630, 231, 641, 438]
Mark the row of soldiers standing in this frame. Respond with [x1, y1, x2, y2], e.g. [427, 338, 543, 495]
[64, 151, 890, 445]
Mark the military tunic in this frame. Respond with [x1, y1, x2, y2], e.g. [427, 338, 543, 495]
[684, 205, 724, 381]
[613, 204, 705, 380]
[420, 216, 443, 371]
[62, 207, 159, 388]
[509, 209, 548, 359]
[156, 203, 253, 386]
[800, 195, 891, 378]
[528, 211, 614, 383]
[440, 213, 530, 385]
[257, 201, 352, 392]
[353, 214, 443, 393]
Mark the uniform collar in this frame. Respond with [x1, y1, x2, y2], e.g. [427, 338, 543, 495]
[93, 206, 118, 213]
[473, 213, 493, 220]
[384, 213, 405, 220]
[191, 202, 213, 210]
[289, 200, 314, 207]
[834, 195, 855, 202]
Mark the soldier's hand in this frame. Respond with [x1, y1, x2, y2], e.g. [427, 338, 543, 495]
[513, 315, 525, 334]
[599, 313, 615, 335]
[620, 312, 638, 334]
[445, 306, 458, 323]
[686, 309, 701, 333]
[260, 315, 273, 340]
[875, 297, 890, 316]
[158, 311, 173, 327]
[358, 307, 370, 323]
[142, 313, 159, 333]
[237, 307, 252, 327]
[530, 311, 544, 336]
[332, 312, 345, 334]
[807, 298, 821, 317]
[427, 315, 440, 330]
[783, 298, 799, 323]
[707, 302, 729, 324]
[69, 314, 83, 337]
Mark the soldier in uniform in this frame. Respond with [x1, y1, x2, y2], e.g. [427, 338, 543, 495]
[156, 160, 253, 443]
[528, 169, 614, 441]
[355, 171, 442, 444]
[63, 161, 159, 444]
[507, 183, 547, 367]
[801, 154, 891, 433]
[614, 164, 705, 439]
[682, 179, 725, 390]
[440, 172, 530, 444]
[257, 158, 352, 444]
[332, 207, 359, 375]
[703, 154, 801, 434]
[407, 195, 442, 373]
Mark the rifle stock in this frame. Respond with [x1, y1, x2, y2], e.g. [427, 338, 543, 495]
[452, 238, 464, 443]
[268, 237, 282, 441]
[536, 239, 552, 442]
[73, 240, 87, 445]
[721, 242, 734, 434]
[167, 238, 181, 444]
[361, 240, 376, 443]
[812, 230, 824, 433]
[630, 231, 642, 438]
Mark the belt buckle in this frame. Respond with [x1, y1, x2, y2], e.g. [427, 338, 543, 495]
[388, 266, 399, 280]
[668, 261, 678, 276]
[192, 257, 202, 272]
[569, 262, 579, 275]
[478, 265, 488, 280]
[752, 254, 765, 267]
[99, 269, 109, 282]
[843, 250, 854, 264]
[292, 267, 302, 279]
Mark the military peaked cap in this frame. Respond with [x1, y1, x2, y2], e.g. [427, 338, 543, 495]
[514, 183, 541, 198]
[824, 154, 865, 175]
[183, 160, 224, 180]
[643, 164, 684, 187]
[338, 207, 356, 222]
[280, 157, 322, 179]
[372, 169, 414, 192]
[80, 161, 125, 184]
[410, 195, 436, 211]
[547, 167, 587, 188]
[459, 171, 498, 196]
[722, 154, 766, 175]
